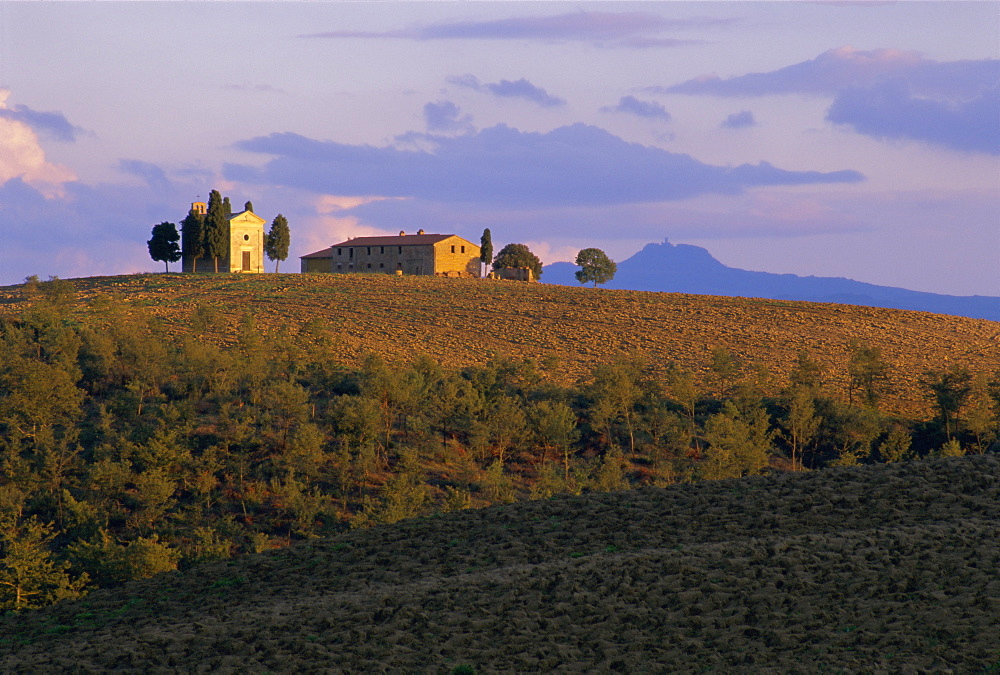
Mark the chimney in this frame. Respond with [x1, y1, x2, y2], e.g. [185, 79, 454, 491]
[399, 230, 405, 236]
[417, 229, 425, 235]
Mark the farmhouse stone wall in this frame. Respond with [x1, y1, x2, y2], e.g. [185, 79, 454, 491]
[302, 234, 480, 277]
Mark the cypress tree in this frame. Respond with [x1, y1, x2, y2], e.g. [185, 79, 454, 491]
[203, 190, 229, 274]
[480, 228, 493, 278]
[180, 207, 205, 273]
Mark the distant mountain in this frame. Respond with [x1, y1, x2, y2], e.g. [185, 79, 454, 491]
[543, 239, 1000, 322]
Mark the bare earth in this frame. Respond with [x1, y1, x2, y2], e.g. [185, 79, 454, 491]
[2, 455, 997, 672]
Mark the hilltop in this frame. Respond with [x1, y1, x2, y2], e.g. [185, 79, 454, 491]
[1, 455, 997, 671]
[1, 272, 997, 416]
[544, 239, 1000, 322]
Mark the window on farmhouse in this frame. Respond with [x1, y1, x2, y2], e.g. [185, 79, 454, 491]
[338, 248, 342, 256]
[349, 248, 354, 259]
[367, 247, 371, 255]
[461, 245, 465, 253]
[398, 246, 402, 254]
[367, 263, 372, 269]
[380, 247, 385, 254]
[451, 245, 455, 253]
[379, 263, 384, 268]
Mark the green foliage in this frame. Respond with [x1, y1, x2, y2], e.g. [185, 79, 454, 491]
[359, 449, 427, 526]
[878, 424, 912, 463]
[265, 214, 291, 272]
[701, 401, 775, 479]
[0, 292, 993, 613]
[847, 339, 891, 409]
[574, 248, 617, 287]
[0, 518, 87, 611]
[781, 385, 821, 471]
[479, 228, 493, 276]
[921, 365, 973, 441]
[589, 450, 628, 492]
[67, 531, 179, 587]
[492, 243, 543, 279]
[937, 438, 965, 458]
[203, 190, 229, 274]
[180, 207, 205, 273]
[147, 222, 181, 273]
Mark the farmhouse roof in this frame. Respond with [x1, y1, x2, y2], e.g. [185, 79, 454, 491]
[331, 234, 455, 247]
[300, 247, 334, 259]
[300, 233, 478, 260]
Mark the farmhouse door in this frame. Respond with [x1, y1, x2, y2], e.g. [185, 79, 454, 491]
[242, 251, 251, 272]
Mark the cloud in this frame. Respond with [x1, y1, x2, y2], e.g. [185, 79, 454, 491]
[299, 12, 725, 48]
[423, 101, 474, 133]
[448, 75, 565, 107]
[827, 82, 1000, 155]
[601, 96, 671, 120]
[228, 123, 863, 208]
[0, 97, 83, 143]
[0, 90, 77, 197]
[221, 82, 287, 95]
[721, 111, 756, 129]
[664, 47, 1000, 99]
[119, 159, 172, 188]
[664, 48, 1000, 154]
[0, 174, 193, 284]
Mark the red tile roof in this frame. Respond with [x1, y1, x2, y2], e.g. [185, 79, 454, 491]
[301, 246, 334, 259]
[332, 234, 454, 247]
[300, 233, 475, 259]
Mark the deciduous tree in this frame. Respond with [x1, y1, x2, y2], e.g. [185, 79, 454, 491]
[574, 248, 617, 287]
[847, 339, 891, 409]
[921, 365, 973, 441]
[147, 222, 181, 273]
[492, 243, 543, 280]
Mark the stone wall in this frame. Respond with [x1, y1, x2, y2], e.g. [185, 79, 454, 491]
[432, 238, 481, 277]
[319, 236, 480, 277]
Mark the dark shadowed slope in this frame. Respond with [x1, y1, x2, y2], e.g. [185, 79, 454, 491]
[544, 239, 1000, 321]
[2, 455, 998, 672]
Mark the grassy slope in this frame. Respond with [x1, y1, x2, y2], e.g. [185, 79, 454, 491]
[2, 273, 999, 417]
[1, 455, 997, 671]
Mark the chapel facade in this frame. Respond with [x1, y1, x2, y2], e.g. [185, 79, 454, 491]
[183, 201, 266, 274]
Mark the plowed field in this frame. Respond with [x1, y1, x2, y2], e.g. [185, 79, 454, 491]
[2, 273, 998, 416]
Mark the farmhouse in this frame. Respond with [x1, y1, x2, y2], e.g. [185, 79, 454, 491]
[301, 230, 481, 277]
[184, 201, 266, 274]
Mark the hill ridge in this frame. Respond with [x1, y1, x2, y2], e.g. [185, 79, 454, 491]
[543, 238, 1000, 321]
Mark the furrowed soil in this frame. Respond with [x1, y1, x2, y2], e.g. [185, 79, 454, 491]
[1, 455, 997, 671]
[2, 273, 998, 416]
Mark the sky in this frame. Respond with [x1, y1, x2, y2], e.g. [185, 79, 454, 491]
[1, 1, 998, 297]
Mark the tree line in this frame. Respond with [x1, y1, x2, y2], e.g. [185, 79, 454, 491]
[0, 277, 996, 611]
[147, 190, 290, 273]
[484, 232, 617, 287]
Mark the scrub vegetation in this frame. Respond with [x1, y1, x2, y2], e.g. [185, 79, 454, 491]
[0, 273, 997, 667]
